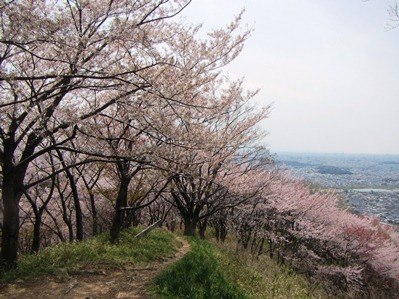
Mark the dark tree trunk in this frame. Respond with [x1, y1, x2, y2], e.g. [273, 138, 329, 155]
[110, 176, 131, 242]
[183, 214, 198, 236]
[25, 178, 55, 253]
[31, 214, 42, 253]
[214, 217, 228, 243]
[0, 165, 24, 266]
[168, 219, 176, 232]
[198, 219, 207, 239]
[55, 148, 84, 241]
[1, 184, 21, 266]
[124, 209, 140, 228]
[66, 170, 83, 241]
[220, 222, 228, 243]
[66, 218, 74, 242]
[269, 239, 274, 259]
[89, 192, 99, 236]
[23, 194, 42, 253]
[170, 189, 200, 237]
[58, 185, 74, 242]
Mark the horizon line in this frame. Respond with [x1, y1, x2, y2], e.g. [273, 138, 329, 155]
[271, 149, 399, 156]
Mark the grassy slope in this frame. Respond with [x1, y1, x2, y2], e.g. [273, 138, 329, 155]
[0, 227, 179, 282]
[151, 236, 329, 299]
[215, 241, 328, 299]
[1, 228, 329, 298]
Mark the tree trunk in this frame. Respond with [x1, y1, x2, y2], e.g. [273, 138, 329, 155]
[1, 169, 23, 266]
[198, 219, 207, 239]
[170, 189, 200, 237]
[183, 214, 198, 236]
[58, 186, 74, 242]
[89, 192, 99, 236]
[66, 218, 74, 242]
[110, 177, 131, 242]
[56, 147, 84, 242]
[66, 170, 83, 241]
[31, 212, 42, 253]
[24, 194, 42, 253]
[220, 221, 228, 243]
[25, 183, 55, 253]
[1, 124, 42, 266]
[124, 209, 140, 228]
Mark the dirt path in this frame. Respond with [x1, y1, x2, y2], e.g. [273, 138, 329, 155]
[0, 237, 190, 299]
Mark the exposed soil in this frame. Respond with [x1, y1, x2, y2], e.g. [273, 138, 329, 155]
[0, 237, 190, 299]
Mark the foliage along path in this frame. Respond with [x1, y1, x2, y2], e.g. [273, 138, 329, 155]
[0, 237, 190, 299]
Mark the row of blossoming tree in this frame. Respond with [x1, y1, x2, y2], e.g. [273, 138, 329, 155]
[218, 171, 399, 297]
[0, 0, 270, 266]
[0, 1, 398, 297]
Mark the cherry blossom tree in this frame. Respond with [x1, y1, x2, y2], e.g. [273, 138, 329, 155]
[158, 76, 272, 236]
[0, 0, 192, 265]
[0, 0, 270, 267]
[228, 169, 399, 296]
[88, 9, 264, 240]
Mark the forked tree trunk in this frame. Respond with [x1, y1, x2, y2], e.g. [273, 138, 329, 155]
[25, 182, 55, 253]
[110, 177, 131, 242]
[183, 214, 199, 236]
[58, 187, 74, 242]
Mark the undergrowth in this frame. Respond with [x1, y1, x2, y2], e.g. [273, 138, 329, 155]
[151, 237, 247, 299]
[0, 227, 179, 283]
[215, 241, 329, 299]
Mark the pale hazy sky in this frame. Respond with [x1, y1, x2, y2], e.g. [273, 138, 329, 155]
[181, 0, 399, 155]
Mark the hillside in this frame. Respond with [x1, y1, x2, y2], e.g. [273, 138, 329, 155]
[0, 227, 327, 299]
[0, 228, 187, 298]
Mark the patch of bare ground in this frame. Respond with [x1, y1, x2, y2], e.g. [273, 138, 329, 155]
[0, 237, 190, 299]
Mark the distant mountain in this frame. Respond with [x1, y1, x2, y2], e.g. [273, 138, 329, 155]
[316, 165, 353, 175]
[278, 160, 313, 168]
[381, 161, 399, 165]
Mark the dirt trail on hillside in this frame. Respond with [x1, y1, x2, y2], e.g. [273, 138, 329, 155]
[0, 237, 190, 299]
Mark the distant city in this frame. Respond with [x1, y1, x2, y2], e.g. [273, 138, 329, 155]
[276, 152, 399, 225]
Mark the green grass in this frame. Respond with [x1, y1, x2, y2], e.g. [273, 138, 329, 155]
[214, 241, 329, 299]
[0, 227, 180, 283]
[151, 236, 329, 299]
[1, 228, 331, 298]
[151, 237, 247, 299]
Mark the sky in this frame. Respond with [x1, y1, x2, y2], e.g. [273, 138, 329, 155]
[180, 0, 399, 155]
